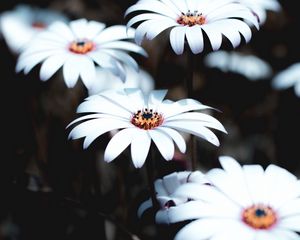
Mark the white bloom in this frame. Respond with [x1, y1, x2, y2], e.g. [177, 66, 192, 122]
[0, 4, 68, 53]
[87, 65, 155, 96]
[272, 63, 300, 97]
[16, 18, 147, 89]
[236, 0, 281, 25]
[67, 88, 227, 168]
[125, 0, 259, 55]
[138, 171, 208, 224]
[204, 50, 273, 80]
[168, 156, 300, 240]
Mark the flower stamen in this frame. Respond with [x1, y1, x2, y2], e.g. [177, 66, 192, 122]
[131, 109, 163, 130]
[69, 39, 95, 54]
[242, 205, 277, 229]
[177, 10, 206, 26]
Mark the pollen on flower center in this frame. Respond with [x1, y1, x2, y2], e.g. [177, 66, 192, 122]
[242, 204, 277, 229]
[177, 10, 206, 26]
[131, 109, 163, 130]
[69, 39, 95, 54]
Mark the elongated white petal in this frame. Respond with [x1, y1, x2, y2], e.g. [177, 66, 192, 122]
[78, 57, 96, 89]
[63, 56, 81, 88]
[94, 25, 135, 44]
[147, 89, 168, 109]
[170, 26, 186, 55]
[186, 26, 204, 54]
[39, 53, 67, 81]
[100, 41, 148, 57]
[104, 128, 135, 162]
[149, 129, 174, 161]
[164, 121, 221, 146]
[157, 127, 186, 153]
[130, 130, 151, 168]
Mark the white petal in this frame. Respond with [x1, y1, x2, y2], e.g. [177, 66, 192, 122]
[104, 128, 135, 162]
[186, 26, 204, 54]
[94, 25, 134, 44]
[130, 130, 151, 168]
[69, 18, 88, 39]
[201, 24, 222, 51]
[48, 21, 74, 41]
[170, 26, 186, 55]
[147, 89, 168, 108]
[149, 129, 174, 161]
[174, 218, 235, 240]
[85, 20, 106, 39]
[279, 215, 300, 232]
[279, 198, 300, 217]
[125, 1, 178, 19]
[62, 55, 81, 88]
[163, 121, 221, 146]
[78, 57, 96, 89]
[39, 54, 67, 81]
[157, 127, 186, 153]
[166, 112, 226, 133]
[100, 41, 148, 57]
[137, 199, 152, 218]
[206, 168, 252, 207]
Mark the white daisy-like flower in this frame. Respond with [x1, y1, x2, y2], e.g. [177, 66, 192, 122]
[87, 65, 155, 96]
[167, 156, 300, 240]
[125, 0, 259, 55]
[0, 4, 68, 53]
[272, 63, 300, 97]
[67, 88, 227, 168]
[204, 50, 273, 81]
[236, 0, 281, 25]
[16, 18, 147, 89]
[138, 170, 208, 224]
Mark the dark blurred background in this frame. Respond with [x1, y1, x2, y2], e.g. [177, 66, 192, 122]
[1, 0, 300, 239]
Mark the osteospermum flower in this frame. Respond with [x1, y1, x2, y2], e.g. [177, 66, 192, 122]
[272, 63, 300, 97]
[138, 171, 208, 224]
[204, 50, 272, 81]
[236, 0, 281, 25]
[87, 65, 155, 96]
[16, 18, 147, 89]
[0, 4, 68, 53]
[168, 156, 300, 240]
[125, 0, 259, 55]
[67, 88, 227, 168]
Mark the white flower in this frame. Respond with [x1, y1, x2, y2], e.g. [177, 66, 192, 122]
[16, 18, 147, 89]
[168, 156, 300, 240]
[87, 65, 155, 96]
[236, 0, 281, 25]
[0, 4, 68, 53]
[125, 0, 259, 55]
[138, 170, 208, 224]
[67, 88, 227, 168]
[204, 50, 273, 80]
[272, 63, 300, 97]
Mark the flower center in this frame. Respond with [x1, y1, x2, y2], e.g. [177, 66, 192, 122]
[131, 109, 163, 130]
[242, 205, 277, 229]
[177, 10, 206, 26]
[69, 39, 94, 54]
[32, 22, 46, 29]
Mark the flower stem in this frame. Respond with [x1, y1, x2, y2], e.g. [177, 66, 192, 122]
[145, 146, 158, 211]
[185, 49, 197, 171]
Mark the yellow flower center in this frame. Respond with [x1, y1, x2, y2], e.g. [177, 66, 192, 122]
[69, 40, 94, 54]
[242, 205, 277, 229]
[131, 109, 163, 130]
[177, 10, 206, 26]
